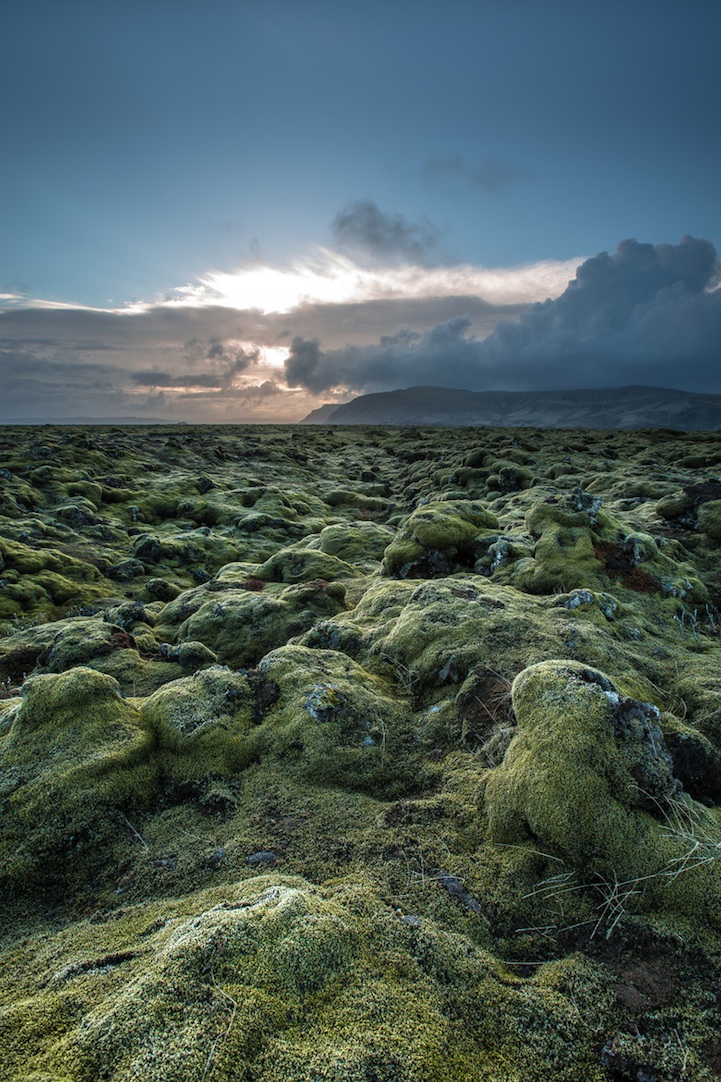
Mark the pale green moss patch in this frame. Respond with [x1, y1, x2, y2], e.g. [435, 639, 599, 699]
[0, 666, 157, 895]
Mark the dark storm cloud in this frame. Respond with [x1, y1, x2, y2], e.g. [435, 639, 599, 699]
[5, 234, 716, 421]
[331, 201, 444, 265]
[285, 319, 484, 394]
[285, 337, 324, 388]
[241, 380, 282, 401]
[423, 153, 533, 194]
[183, 337, 257, 369]
[0, 349, 131, 418]
[284, 236, 721, 394]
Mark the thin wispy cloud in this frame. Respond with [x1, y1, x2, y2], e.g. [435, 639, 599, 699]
[161, 249, 580, 314]
[423, 153, 534, 194]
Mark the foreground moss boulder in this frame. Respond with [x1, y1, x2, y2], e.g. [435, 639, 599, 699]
[0, 667, 157, 896]
[484, 660, 721, 926]
[0, 874, 625, 1082]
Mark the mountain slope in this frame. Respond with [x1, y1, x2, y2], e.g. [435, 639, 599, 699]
[301, 385, 721, 430]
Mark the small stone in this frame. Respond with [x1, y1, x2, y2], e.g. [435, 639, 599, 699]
[247, 850, 277, 867]
[437, 871, 483, 914]
[203, 847, 225, 869]
[106, 558, 145, 582]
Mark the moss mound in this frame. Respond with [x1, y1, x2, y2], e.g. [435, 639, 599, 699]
[141, 666, 259, 780]
[0, 666, 157, 896]
[0, 876, 636, 1082]
[382, 499, 499, 578]
[254, 644, 426, 795]
[485, 659, 721, 928]
[155, 577, 347, 669]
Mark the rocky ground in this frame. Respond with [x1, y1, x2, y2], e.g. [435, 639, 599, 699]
[1, 422, 721, 1082]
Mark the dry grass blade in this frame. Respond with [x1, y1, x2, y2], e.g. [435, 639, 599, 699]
[201, 968, 238, 1081]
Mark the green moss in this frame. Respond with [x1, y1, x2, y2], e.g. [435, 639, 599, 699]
[3, 425, 721, 1080]
[155, 577, 346, 669]
[141, 666, 258, 780]
[325, 488, 390, 513]
[256, 644, 426, 795]
[256, 546, 361, 583]
[0, 537, 107, 621]
[487, 461, 534, 492]
[382, 500, 499, 578]
[512, 522, 603, 594]
[484, 659, 721, 928]
[307, 520, 396, 563]
[697, 499, 721, 541]
[0, 874, 628, 1082]
[0, 537, 100, 580]
[0, 666, 158, 895]
[88, 648, 184, 697]
[656, 490, 695, 521]
[302, 574, 666, 715]
[31, 616, 131, 673]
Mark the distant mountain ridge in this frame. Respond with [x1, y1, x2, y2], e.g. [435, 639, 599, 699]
[300, 385, 721, 430]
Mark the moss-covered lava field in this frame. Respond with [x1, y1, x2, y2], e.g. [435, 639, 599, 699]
[2, 422, 721, 1081]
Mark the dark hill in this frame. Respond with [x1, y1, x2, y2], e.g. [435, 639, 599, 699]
[301, 385, 721, 430]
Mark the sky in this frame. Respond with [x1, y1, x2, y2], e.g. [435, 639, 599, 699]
[1, 0, 720, 422]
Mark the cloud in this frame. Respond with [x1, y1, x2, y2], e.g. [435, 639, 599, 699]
[284, 236, 721, 395]
[241, 380, 283, 400]
[182, 338, 259, 386]
[475, 235, 721, 388]
[128, 370, 226, 389]
[0, 246, 576, 421]
[0, 350, 134, 419]
[170, 248, 578, 315]
[285, 319, 485, 394]
[13, 236, 717, 420]
[285, 337, 323, 389]
[330, 200, 444, 265]
[423, 153, 533, 194]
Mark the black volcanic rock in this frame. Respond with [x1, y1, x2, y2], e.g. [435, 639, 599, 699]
[301, 385, 721, 430]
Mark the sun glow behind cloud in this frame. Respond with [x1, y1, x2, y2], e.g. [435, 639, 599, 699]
[0, 244, 590, 422]
[158, 249, 583, 315]
[1, 250, 584, 322]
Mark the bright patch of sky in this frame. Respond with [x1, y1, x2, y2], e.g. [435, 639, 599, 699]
[162, 253, 583, 314]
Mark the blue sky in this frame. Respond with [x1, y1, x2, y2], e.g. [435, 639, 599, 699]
[1, 0, 720, 421]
